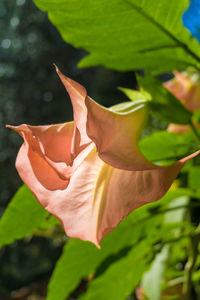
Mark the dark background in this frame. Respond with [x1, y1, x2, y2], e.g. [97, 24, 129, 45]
[0, 0, 136, 298]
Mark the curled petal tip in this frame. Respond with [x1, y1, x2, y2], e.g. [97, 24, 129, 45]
[6, 124, 12, 129]
[53, 63, 60, 74]
[180, 149, 200, 164]
[96, 244, 101, 250]
[53, 64, 67, 80]
[5, 124, 29, 134]
[6, 124, 19, 132]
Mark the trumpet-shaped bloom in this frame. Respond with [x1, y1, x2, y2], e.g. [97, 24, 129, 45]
[8, 68, 200, 247]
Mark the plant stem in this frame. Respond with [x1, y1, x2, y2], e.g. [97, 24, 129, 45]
[189, 119, 200, 143]
[182, 224, 200, 300]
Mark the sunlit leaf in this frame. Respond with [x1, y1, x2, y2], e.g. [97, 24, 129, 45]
[39, 214, 60, 230]
[78, 241, 151, 300]
[0, 185, 48, 248]
[118, 87, 147, 102]
[33, 0, 200, 73]
[139, 130, 195, 163]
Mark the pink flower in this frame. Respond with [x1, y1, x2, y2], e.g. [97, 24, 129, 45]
[7, 67, 200, 247]
[164, 71, 200, 133]
[164, 71, 200, 113]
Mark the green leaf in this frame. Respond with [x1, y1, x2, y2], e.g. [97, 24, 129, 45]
[79, 241, 151, 300]
[33, 0, 200, 73]
[193, 109, 200, 123]
[39, 214, 60, 230]
[118, 87, 147, 102]
[0, 185, 48, 248]
[46, 240, 100, 300]
[139, 130, 194, 163]
[138, 75, 192, 124]
[142, 246, 169, 300]
[188, 166, 200, 190]
[110, 100, 147, 113]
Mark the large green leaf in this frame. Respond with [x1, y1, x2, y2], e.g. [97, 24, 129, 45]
[33, 0, 200, 73]
[79, 241, 151, 300]
[0, 185, 48, 248]
[46, 240, 99, 300]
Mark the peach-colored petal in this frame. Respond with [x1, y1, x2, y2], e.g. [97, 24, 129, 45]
[55, 66, 91, 157]
[167, 121, 200, 134]
[163, 71, 191, 102]
[92, 150, 200, 245]
[167, 124, 191, 134]
[85, 96, 156, 170]
[164, 71, 200, 112]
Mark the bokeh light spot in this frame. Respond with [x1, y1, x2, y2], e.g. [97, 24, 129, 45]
[16, 0, 26, 6]
[1, 39, 11, 49]
[10, 17, 20, 27]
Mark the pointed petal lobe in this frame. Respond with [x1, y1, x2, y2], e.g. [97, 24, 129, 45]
[55, 66, 91, 156]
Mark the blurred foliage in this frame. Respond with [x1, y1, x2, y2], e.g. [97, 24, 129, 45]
[0, 0, 137, 297]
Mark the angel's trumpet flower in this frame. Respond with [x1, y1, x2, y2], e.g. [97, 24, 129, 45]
[7, 67, 200, 247]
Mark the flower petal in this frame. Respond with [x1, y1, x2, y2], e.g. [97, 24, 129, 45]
[167, 122, 200, 134]
[55, 66, 91, 157]
[7, 122, 75, 182]
[163, 71, 191, 103]
[85, 96, 156, 170]
[164, 71, 200, 112]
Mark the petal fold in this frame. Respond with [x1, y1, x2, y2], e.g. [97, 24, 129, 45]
[56, 68, 155, 171]
[7, 123, 76, 187]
